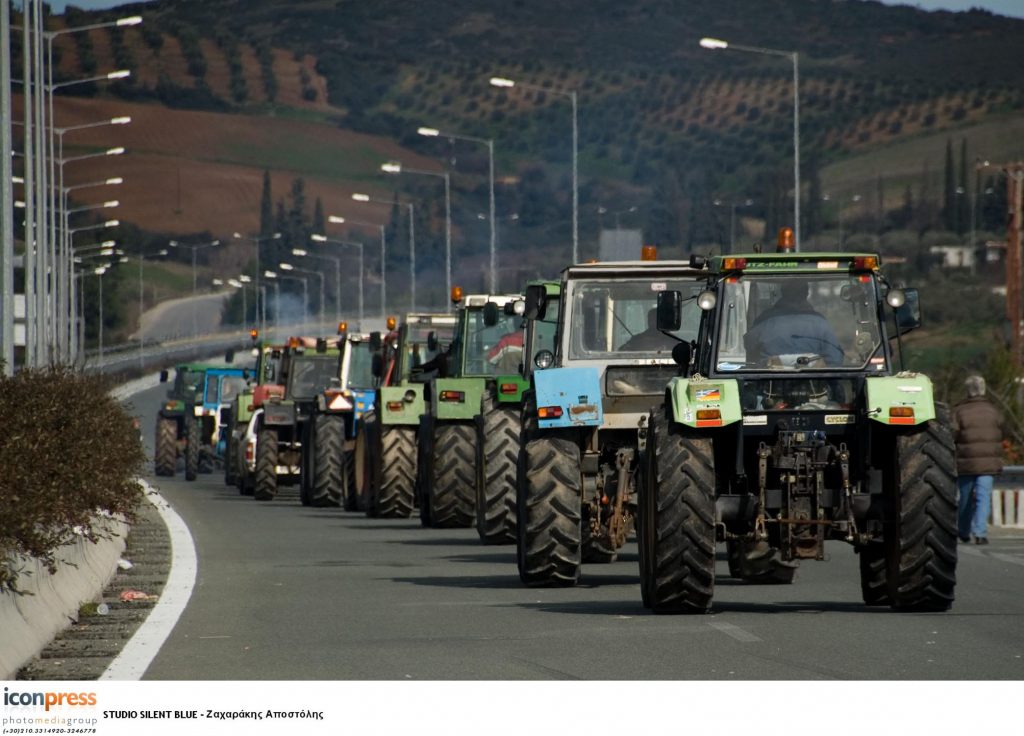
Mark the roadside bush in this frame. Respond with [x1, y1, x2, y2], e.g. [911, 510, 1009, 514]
[0, 367, 145, 593]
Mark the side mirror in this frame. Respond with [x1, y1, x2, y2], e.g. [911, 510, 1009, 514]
[371, 353, 384, 378]
[427, 331, 438, 352]
[369, 331, 382, 351]
[483, 302, 500, 327]
[159, 369, 169, 383]
[894, 288, 921, 333]
[524, 284, 547, 320]
[656, 290, 682, 332]
[225, 348, 235, 363]
[671, 341, 692, 369]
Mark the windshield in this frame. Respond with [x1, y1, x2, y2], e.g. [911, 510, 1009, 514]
[460, 309, 524, 376]
[403, 323, 454, 377]
[175, 369, 204, 397]
[716, 274, 884, 372]
[219, 376, 247, 403]
[287, 356, 340, 399]
[568, 280, 703, 359]
[346, 341, 376, 389]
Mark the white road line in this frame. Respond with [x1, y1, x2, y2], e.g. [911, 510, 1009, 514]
[100, 479, 197, 680]
[708, 620, 762, 642]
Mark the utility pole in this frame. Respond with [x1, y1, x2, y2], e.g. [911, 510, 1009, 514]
[0, 0, 13, 373]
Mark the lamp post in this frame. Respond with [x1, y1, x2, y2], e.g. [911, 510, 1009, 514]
[280, 262, 324, 327]
[232, 231, 281, 336]
[352, 192, 416, 310]
[312, 233, 364, 328]
[490, 76, 578, 263]
[417, 126, 497, 293]
[700, 37, 800, 251]
[712, 198, 754, 253]
[168, 238, 220, 337]
[129, 248, 167, 364]
[380, 162, 451, 311]
[262, 270, 281, 330]
[293, 247, 342, 324]
[327, 214, 386, 319]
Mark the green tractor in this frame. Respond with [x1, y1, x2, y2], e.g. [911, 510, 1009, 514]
[474, 281, 559, 544]
[638, 229, 957, 613]
[358, 313, 456, 518]
[416, 290, 524, 529]
[154, 363, 215, 477]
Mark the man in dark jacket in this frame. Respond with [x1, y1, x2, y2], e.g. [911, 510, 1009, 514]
[953, 375, 1006, 545]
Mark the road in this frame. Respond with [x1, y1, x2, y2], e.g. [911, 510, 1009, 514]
[127, 381, 1024, 680]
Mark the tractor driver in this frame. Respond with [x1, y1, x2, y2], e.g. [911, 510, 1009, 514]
[743, 280, 844, 367]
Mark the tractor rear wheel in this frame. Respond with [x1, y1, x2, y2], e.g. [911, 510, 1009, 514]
[638, 406, 715, 614]
[374, 423, 416, 518]
[858, 540, 890, 605]
[884, 406, 958, 611]
[312, 414, 344, 508]
[254, 428, 279, 501]
[184, 416, 200, 482]
[154, 417, 177, 477]
[476, 399, 520, 544]
[516, 434, 582, 587]
[428, 422, 477, 528]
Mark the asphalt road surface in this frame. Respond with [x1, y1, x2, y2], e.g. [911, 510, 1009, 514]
[128, 381, 1024, 680]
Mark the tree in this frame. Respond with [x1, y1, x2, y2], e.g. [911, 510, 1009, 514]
[313, 196, 325, 236]
[942, 139, 956, 231]
[260, 170, 273, 237]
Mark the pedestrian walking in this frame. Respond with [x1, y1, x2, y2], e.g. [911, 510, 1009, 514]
[952, 374, 1006, 545]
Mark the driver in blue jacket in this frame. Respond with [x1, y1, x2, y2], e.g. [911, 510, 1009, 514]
[744, 280, 844, 366]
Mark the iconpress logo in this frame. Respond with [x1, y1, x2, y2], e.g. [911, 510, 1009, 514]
[3, 687, 97, 711]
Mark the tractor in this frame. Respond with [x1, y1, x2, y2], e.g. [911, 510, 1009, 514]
[154, 363, 216, 477]
[473, 281, 559, 544]
[637, 228, 956, 613]
[415, 289, 524, 529]
[358, 313, 456, 518]
[181, 366, 248, 481]
[515, 249, 705, 586]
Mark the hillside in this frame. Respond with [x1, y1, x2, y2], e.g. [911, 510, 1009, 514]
[43, 0, 1024, 248]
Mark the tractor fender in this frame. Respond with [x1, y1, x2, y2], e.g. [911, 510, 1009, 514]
[665, 376, 742, 428]
[534, 367, 602, 429]
[864, 373, 936, 425]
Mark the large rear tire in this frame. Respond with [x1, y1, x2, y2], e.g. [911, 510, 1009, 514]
[884, 406, 958, 611]
[374, 424, 416, 518]
[638, 406, 716, 614]
[516, 434, 583, 587]
[184, 416, 200, 482]
[428, 422, 477, 528]
[254, 428, 279, 501]
[154, 416, 177, 477]
[476, 399, 520, 544]
[312, 414, 344, 508]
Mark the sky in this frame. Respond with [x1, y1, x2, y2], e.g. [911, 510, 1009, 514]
[41, 0, 1024, 18]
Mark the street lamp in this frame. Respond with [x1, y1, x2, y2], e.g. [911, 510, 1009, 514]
[168, 238, 220, 337]
[490, 75, 578, 262]
[712, 198, 754, 253]
[700, 37, 800, 251]
[312, 233, 364, 328]
[352, 192, 417, 310]
[327, 214, 386, 319]
[380, 162, 452, 311]
[418, 126, 498, 293]
[232, 231, 281, 335]
[262, 270, 281, 330]
[280, 262, 324, 327]
[293, 246, 343, 324]
[597, 205, 638, 230]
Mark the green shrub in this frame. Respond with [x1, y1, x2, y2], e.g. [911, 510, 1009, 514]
[0, 367, 145, 593]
